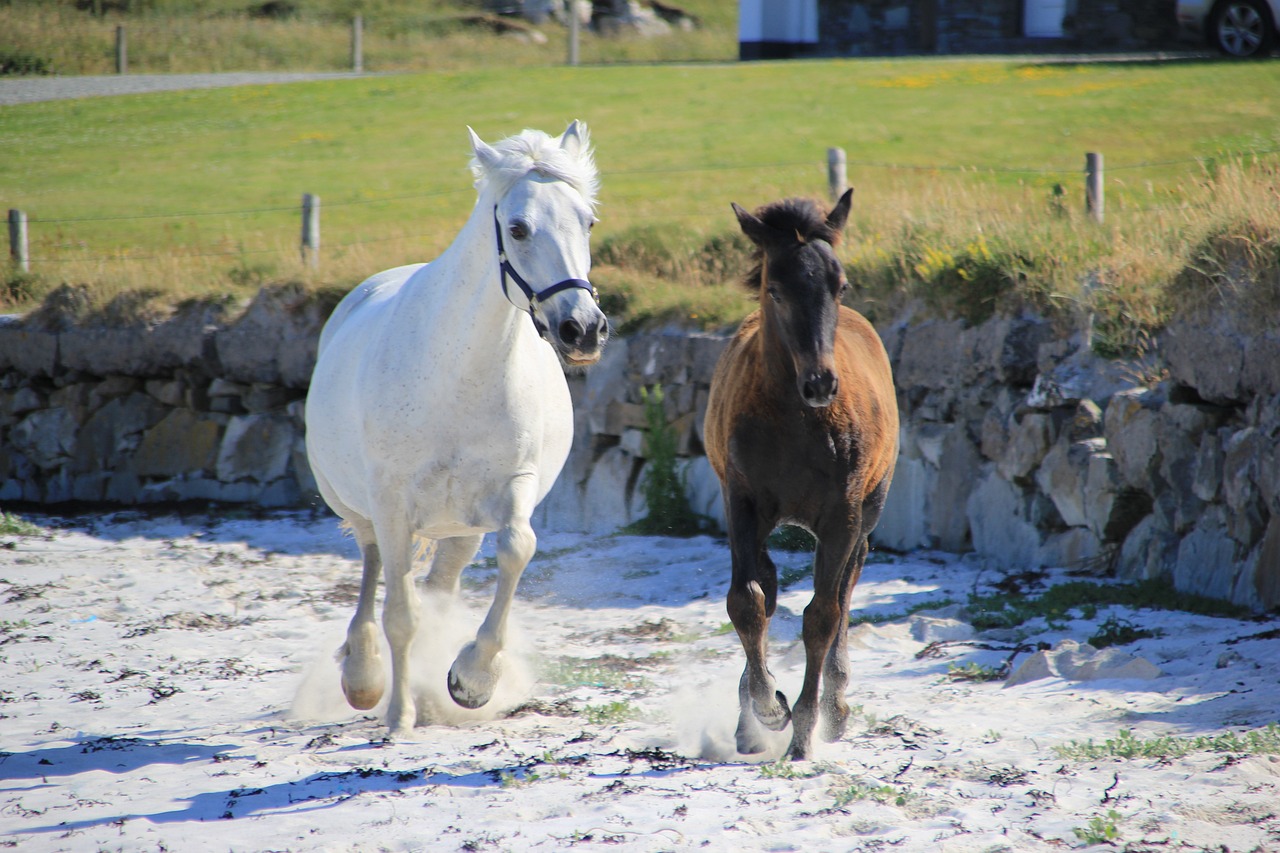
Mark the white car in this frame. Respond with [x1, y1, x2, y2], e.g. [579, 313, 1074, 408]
[1177, 0, 1280, 56]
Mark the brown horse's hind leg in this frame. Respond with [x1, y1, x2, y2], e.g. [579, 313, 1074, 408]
[724, 489, 789, 754]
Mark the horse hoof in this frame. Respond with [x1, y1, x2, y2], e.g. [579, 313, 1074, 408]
[341, 679, 384, 711]
[754, 690, 793, 732]
[447, 666, 495, 710]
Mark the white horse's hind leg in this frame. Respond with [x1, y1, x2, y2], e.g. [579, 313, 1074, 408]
[375, 517, 421, 734]
[448, 480, 538, 709]
[340, 529, 386, 711]
[422, 535, 484, 597]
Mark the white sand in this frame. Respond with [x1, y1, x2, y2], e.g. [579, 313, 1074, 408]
[2, 509, 1278, 852]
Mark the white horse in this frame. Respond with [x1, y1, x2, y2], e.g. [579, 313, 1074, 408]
[305, 121, 607, 733]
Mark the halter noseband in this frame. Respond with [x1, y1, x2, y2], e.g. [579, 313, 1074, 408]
[493, 206, 597, 333]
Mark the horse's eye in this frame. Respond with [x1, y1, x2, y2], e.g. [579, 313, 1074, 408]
[509, 221, 529, 241]
[767, 287, 782, 304]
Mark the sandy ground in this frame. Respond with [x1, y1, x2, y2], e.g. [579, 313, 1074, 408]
[2, 508, 1279, 852]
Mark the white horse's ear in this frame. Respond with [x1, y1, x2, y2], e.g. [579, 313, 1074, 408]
[559, 120, 588, 158]
[468, 126, 502, 172]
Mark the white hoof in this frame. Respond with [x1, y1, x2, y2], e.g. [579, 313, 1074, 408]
[447, 643, 502, 710]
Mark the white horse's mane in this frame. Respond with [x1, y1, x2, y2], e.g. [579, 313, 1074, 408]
[470, 127, 599, 208]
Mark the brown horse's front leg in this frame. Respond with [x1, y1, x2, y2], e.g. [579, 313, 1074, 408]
[724, 488, 789, 754]
[789, 526, 857, 761]
[821, 536, 867, 743]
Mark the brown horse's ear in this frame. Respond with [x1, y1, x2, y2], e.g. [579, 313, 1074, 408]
[732, 202, 776, 247]
[825, 188, 854, 240]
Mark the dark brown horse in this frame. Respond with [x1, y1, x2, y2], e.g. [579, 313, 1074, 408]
[704, 189, 898, 761]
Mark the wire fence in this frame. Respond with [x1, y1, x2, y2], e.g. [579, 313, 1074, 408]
[8, 146, 1280, 270]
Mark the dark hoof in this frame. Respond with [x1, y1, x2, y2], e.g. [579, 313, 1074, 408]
[447, 669, 490, 710]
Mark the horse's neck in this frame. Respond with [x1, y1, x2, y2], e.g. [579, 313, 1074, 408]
[754, 306, 797, 395]
[403, 195, 525, 354]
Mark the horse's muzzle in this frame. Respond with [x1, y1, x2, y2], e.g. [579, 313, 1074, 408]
[556, 313, 609, 366]
[800, 369, 838, 408]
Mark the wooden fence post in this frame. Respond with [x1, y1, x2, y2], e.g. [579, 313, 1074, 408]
[567, 0, 580, 66]
[8, 210, 29, 273]
[115, 25, 127, 74]
[301, 194, 320, 269]
[827, 147, 847, 202]
[1086, 151, 1103, 223]
[351, 15, 363, 73]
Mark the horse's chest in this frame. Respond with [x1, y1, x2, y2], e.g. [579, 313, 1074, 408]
[730, 411, 854, 502]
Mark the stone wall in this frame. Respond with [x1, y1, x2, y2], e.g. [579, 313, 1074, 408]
[1, 289, 1277, 610]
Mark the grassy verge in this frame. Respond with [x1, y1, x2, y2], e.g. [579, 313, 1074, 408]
[0, 0, 737, 75]
[2, 54, 1279, 342]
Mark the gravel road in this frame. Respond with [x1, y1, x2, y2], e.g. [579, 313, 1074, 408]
[0, 72, 371, 106]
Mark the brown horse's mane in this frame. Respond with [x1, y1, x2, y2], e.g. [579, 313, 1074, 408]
[740, 197, 843, 292]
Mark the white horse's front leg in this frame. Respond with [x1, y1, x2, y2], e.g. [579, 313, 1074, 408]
[448, 483, 537, 709]
[340, 530, 386, 711]
[375, 518, 421, 734]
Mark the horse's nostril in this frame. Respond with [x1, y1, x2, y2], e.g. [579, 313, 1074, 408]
[559, 319, 583, 346]
[596, 316, 609, 340]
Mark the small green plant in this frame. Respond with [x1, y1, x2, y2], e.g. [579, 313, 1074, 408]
[760, 759, 825, 780]
[622, 385, 715, 537]
[849, 598, 957, 626]
[946, 662, 1006, 682]
[1073, 810, 1123, 845]
[1088, 615, 1161, 649]
[0, 512, 42, 537]
[832, 781, 907, 809]
[583, 701, 639, 726]
[1055, 724, 1280, 761]
[965, 578, 1250, 632]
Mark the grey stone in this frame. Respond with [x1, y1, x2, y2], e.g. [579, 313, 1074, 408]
[1248, 517, 1280, 610]
[876, 449, 930, 552]
[1163, 315, 1245, 403]
[895, 318, 968, 391]
[133, 409, 223, 478]
[929, 424, 978, 551]
[1242, 333, 1280, 397]
[583, 336, 630, 437]
[1005, 639, 1161, 687]
[216, 414, 296, 483]
[998, 412, 1053, 482]
[1025, 349, 1134, 409]
[684, 455, 724, 533]
[0, 317, 57, 377]
[1037, 526, 1102, 571]
[71, 394, 167, 474]
[8, 386, 43, 416]
[966, 468, 1044, 569]
[580, 446, 639, 533]
[1173, 506, 1240, 601]
[145, 379, 187, 408]
[1222, 427, 1267, 547]
[1035, 438, 1097, 529]
[1117, 515, 1174, 581]
[10, 408, 78, 468]
[1191, 431, 1223, 502]
[1104, 388, 1162, 492]
[215, 287, 329, 388]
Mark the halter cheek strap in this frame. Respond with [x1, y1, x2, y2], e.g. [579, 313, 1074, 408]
[494, 207, 598, 332]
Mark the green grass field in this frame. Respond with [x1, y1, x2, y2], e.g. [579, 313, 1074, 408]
[2, 51, 1279, 340]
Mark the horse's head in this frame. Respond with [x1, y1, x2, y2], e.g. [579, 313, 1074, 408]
[470, 121, 608, 367]
[733, 189, 854, 408]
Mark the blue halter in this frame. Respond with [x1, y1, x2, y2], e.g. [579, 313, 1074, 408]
[493, 206, 597, 333]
